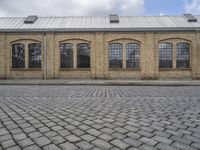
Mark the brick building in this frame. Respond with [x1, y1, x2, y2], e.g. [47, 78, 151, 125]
[0, 14, 200, 79]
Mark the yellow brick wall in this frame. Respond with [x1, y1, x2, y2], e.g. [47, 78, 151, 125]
[46, 33, 55, 79]
[94, 32, 105, 78]
[144, 33, 157, 79]
[0, 31, 199, 79]
[197, 32, 200, 79]
[0, 33, 5, 78]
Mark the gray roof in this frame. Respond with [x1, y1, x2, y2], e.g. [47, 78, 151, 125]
[0, 15, 200, 32]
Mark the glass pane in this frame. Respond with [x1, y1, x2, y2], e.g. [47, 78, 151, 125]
[176, 43, 190, 68]
[77, 43, 90, 68]
[159, 43, 172, 68]
[60, 43, 73, 68]
[126, 43, 140, 68]
[12, 43, 25, 68]
[29, 43, 42, 68]
[109, 43, 123, 68]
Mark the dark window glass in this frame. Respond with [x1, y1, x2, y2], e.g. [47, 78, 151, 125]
[60, 43, 73, 68]
[29, 43, 42, 68]
[77, 43, 90, 68]
[126, 43, 140, 68]
[109, 43, 123, 68]
[159, 43, 173, 68]
[176, 42, 190, 68]
[12, 43, 25, 68]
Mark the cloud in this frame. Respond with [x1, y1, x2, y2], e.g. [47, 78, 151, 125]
[159, 12, 165, 16]
[0, 0, 144, 17]
[185, 0, 200, 14]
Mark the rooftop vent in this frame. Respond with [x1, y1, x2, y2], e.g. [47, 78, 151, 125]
[109, 14, 119, 23]
[24, 15, 38, 24]
[183, 14, 197, 22]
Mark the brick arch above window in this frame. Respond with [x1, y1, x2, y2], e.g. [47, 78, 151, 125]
[108, 38, 141, 44]
[158, 38, 191, 44]
[59, 38, 91, 44]
[11, 39, 42, 44]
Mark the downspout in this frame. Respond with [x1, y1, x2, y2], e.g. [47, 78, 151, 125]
[43, 33, 47, 80]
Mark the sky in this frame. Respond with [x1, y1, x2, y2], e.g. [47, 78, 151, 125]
[0, 0, 200, 17]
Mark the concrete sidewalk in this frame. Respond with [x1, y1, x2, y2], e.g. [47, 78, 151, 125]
[0, 79, 200, 86]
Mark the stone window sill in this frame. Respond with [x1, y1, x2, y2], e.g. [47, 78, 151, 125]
[59, 68, 91, 71]
[159, 68, 191, 71]
[11, 68, 42, 71]
[109, 68, 141, 71]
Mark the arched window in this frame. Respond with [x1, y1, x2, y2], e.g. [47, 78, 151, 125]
[126, 43, 140, 68]
[159, 43, 173, 68]
[77, 43, 90, 68]
[109, 43, 123, 68]
[60, 43, 73, 68]
[28, 43, 42, 68]
[176, 42, 190, 68]
[12, 43, 25, 68]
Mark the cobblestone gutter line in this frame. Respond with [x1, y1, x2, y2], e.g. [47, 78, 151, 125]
[0, 79, 200, 86]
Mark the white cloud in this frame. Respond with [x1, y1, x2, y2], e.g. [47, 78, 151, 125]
[185, 0, 200, 14]
[0, 0, 144, 17]
[159, 12, 164, 16]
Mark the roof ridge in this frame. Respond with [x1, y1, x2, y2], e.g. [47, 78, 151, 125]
[1, 15, 199, 18]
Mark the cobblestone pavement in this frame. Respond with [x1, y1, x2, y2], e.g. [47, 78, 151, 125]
[0, 86, 200, 150]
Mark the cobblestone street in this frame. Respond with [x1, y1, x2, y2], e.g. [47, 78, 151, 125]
[0, 85, 200, 150]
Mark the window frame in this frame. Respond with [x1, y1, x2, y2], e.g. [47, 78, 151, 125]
[77, 43, 90, 68]
[176, 42, 190, 69]
[28, 43, 42, 68]
[126, 43, 140, 68]
[12, 43, 25, 69]
[108, 43, 123, 68]
[159, 42, 173, 69]
[60, 43, 74, 68]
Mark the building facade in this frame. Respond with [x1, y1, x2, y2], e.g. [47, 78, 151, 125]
[0, 15, 200, 79]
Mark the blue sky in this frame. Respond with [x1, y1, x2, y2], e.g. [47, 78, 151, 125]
[145, 0, 188, 15]
[0, 0, 199, 17]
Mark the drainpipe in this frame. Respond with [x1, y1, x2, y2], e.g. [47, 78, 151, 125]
[43, 33, 47, 80]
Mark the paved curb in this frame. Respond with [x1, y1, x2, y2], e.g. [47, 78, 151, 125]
[0, 80, 200, 86]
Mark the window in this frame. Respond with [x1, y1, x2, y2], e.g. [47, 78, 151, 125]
[77, 43, 90, 68]
[60, 43, 73, 68]
[12, 43, 25, 68]
[159, 43, 173, 68]
[109, 43, 123, 68]
[176, 42, 190, 68]
[29, 43, 42, 68]
[126, 43, 140, 68]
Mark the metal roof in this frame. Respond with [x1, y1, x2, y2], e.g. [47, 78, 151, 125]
[0, 15, 200, 32]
